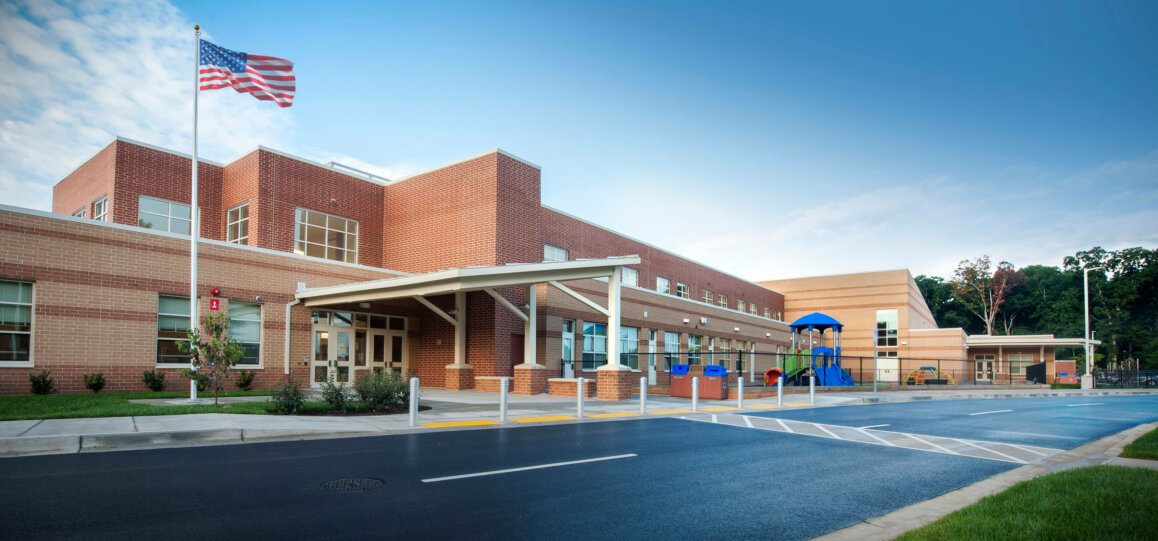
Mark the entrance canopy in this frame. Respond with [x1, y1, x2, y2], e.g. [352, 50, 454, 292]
[295, 256, 642, 373]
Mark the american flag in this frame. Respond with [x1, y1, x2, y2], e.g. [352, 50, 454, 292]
[199, 40, 295, 107]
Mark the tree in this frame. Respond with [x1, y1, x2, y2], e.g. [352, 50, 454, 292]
[914, 274, 976, 331]
[177, 313, 245, 406]
[949, 256, 1022, 335]
[1064, 247, 1158, 369]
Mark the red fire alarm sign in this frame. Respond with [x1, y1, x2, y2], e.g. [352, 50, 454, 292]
[210, 298, 220, 311]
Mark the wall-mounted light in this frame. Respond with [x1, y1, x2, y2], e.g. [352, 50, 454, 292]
[700, 317, 708, 325]
[358, 302, 371, 309]
[330, 198, 338, 206]
[255, 295, 262, 302]
[765, 332, 772, 337]
[734, 327, 740, 333]
[682, 318, 691, 324]
[901, 341, 907, 346]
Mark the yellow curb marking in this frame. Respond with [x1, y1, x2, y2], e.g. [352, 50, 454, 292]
[649, 409, 694, 414]
[745, 405, 782, 409]
[422, 420, 500, 427]
[785, 403, 813, 407]
[586, 412, 639, 418]
[513, 416, 578, 423]
[700, 407, 739, 411]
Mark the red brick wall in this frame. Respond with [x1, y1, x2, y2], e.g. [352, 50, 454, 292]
[52, 142, 117, 219]
[221, 150, 260, 244]
[113, 141, 225, 240]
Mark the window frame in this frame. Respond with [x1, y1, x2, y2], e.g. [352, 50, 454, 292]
[294, 208, 359, 264]
[156, 295, 191, 367]
[92, 196, 108, 222]
[620, 326, 639, 369]
[581, 321, 607, 371]
[621, 267, 638, 287]
[675, 282, 689, 299]
[718, 294, 728, 308]
[138, 195, 192, 235]
[229, 301, 263, 367]
[687, 334, 702, 365]
[764, 307, 771, 319]
[543, 244, 568, 263]
[656, 276, 670, 295]
[71, 208, 86, 218]
[875, 308, 899, 348]
[0, 280, 33, 365]
[226, 202, 250, 245]
[702, 290, 713, 304]
[1008, 353, 1033, 375]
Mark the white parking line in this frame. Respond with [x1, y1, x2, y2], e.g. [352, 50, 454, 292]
[855, 428, 896, 447]
[954, 438, 1024, 463]
[421, 454, 637, 483]
[743, 416, 754, 428]
[859, 424, 890, 429]
[1066, 403, 1104, 407]
[814, 424, 841, 440]
[774, 418, 794, 433]
[904, 434, 957, 455]
[969, 409, 1013, 416]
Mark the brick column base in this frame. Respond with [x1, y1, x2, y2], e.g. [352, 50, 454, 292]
[596, 366, 634, 401]
[444, 364, 474, 390]
[513, 363, 548, 395]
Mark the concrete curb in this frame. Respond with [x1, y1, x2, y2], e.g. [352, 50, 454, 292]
[814, 422, 1158, 541]
[80, 429, 244, 453]
[0, 435, 81, 457]
[839, 388, 1157, 406]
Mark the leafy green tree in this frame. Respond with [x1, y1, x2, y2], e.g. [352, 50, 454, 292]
[1064, 247, 1157, 369]
[949, 256, 1022, 335]
[177, 313, 245, 406]
[915, 274, 976, 331]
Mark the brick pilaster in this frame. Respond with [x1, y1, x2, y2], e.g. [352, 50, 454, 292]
[596, 365, 634, 401]
[513, 363, 547, 395]
[444, 364, 474, 390]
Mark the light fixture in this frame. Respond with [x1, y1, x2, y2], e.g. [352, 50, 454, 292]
[734, 327, 740, 333]
[358, 302, 371, 309]
[765, 332, 771, 337]
[700, 317, 708, 325]
[683, 318, 691, 324]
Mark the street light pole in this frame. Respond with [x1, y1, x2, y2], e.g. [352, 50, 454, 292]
[1081, 266, 1104, 390]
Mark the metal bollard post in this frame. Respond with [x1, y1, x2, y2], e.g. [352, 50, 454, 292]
[692, 376, 699, 412]
[640, 377, 648, 414]
[738, 377, 744, 409]
[499, 377, 508, 423]
[777, 373, 783, 407]
[577, 377, 585, 418]
[408, 377, 419, 427]
[809, 375, 815, 405]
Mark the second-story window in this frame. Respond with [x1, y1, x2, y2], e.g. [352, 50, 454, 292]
[138, 195, 191, 235]
[764, 307, 771, 319]
[294, 208, 358, 263]
[718, 294, 728, 308]
[737, 300, 745, 312]
[676, 282, 689, 299]
[227, 203, 250, 245]
[656, 276, 670, 295]
[92, 197, 108, 222]
[621, 267, 638, 287]
[543, 244, 568, 262]
[749, 303, 758, 315]
[703, 290, 713, 304]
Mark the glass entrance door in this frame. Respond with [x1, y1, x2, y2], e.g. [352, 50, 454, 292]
[367, 330, 406, 375]
[312, 328, 353, 387]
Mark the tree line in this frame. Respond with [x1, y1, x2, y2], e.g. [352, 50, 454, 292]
[915, 247, 1157, 369]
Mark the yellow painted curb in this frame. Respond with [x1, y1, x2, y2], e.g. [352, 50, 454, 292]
[649, 409, 694, 414]
[746, 405, 782, 409]
[785, 403, 813, 407]
[512, 416, 578, 423]
[700, 407, 739, 411]
[422, 420, 500, 427]
[586, 412, 638, 418]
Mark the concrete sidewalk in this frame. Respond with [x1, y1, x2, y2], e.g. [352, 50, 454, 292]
[0, 386, 1154, 458]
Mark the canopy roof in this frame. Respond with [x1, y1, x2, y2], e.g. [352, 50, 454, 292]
[790, 312, 844, 332]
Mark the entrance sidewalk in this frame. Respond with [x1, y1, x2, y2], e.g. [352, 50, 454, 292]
[0, 387, 1153, 458]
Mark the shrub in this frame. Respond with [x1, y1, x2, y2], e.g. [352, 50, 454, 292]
[180, 369, 210, 392]
[142, 370, 166, 392]
[234, 370, 255, 391]
[354, 370, 409, 412]
[321, 378, 352, 412]
[29, 370, 54, 395]
[83, 372, 106, 393]
[270, 381, 304, 414]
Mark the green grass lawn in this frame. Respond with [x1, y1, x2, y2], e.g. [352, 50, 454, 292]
[1121, 427, 1158, 460]
[897, 466, 1158, 541]
[0, 391, 281, 420]
[1050, 383, 1080, 389]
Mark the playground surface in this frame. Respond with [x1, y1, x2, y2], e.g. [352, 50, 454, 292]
[0, 391, 1155, 540]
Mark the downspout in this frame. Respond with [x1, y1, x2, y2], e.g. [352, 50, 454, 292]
[284, 299, 300, 379]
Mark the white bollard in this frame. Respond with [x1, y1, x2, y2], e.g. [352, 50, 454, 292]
[692, 376, 699, 412]
[409, 377, 419, 427]
[809, 374, 815, 405]
[577, 377, 585, 418]
[640, 377, 648, 414]
[737, 377, 744, 409]
[499, 377, 509, 423]
[777, 373, 783, 407]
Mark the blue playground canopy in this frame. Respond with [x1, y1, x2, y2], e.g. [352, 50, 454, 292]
[789, 312, 844, 332]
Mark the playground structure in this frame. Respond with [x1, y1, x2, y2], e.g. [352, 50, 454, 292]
[773, 312, 855, 387]
[902, 366, 958, 385]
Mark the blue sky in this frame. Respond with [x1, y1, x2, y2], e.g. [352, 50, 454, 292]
[1, 0, 1155, 280]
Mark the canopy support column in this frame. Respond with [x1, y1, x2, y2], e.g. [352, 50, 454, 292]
[597, 266, 632, 401]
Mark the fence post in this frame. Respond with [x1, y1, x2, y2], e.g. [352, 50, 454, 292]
[499, 377, 508, 423]
[640, 377, 648, 414]
[577, 377, 585, 418]
[777, 372, 783, 407]
[408, 377, 419, 427]
[692, 376, 699, 412]
[737, 377, 744, 409]
[809, 374, 815, 405]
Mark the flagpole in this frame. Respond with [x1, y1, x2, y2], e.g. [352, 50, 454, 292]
[189, 24, 201, 403]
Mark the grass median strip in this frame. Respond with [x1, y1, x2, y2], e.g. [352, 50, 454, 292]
[896, 466, 1158, 541]
[1121, 426, 1158, 460]
[0, 391, 275, 420]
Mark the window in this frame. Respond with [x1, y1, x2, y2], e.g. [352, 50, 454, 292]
[229, 302, 262, 365]
[1008, 353, 1033, 376]
[582, 322, 607, 370]
[664, 331, 680, 369]
[676, 282, 689, 299]
[737, 300, 745, 313]
[294, 208, 358, 263]
[764, 307, 771, 319]
[0, 281, 33, 363]
[876, 309, 899, 347]
[734, 340, 746, 372]
[139, 196, 191, 234]
[620, 327, 639, 369]
[93, 197, 108, 222]
[543, 244, 568, 262]
[71, 208, 86, 218]
[656, 276, 670, 295]
[703, 290, 713, 304]
[621, 267, 638, 287]
[749, 303, 758, 315]
[227, 203, 250, 245]
[717, 338, 731, 369]
[687, 335, 702, 365]
[718, 294, 728, 308]
[157, 295, 190, 365]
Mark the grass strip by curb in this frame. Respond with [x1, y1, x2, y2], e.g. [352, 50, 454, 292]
[0, 391, 274, 420]
[897, 466, 1158, 541]
[1120, 426, 1158, 460]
